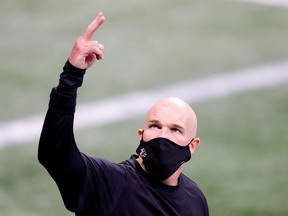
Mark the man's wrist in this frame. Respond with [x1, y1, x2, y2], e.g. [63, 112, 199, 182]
[57, 60, 87, 95]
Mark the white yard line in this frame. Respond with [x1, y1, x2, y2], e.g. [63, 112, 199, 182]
[236, 0, 288, 7]
[1, 61, 288, 148]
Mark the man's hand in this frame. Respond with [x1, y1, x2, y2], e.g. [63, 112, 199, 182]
[68, 12, 105, 69]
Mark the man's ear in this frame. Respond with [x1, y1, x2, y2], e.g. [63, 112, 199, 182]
[138, 129, 144, 140]
[189, 138, 201, 154]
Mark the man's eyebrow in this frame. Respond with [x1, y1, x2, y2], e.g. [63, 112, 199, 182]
[148, 120, 160, 124]
[148, 120, 185, 131]
[170, 123, 185, 131]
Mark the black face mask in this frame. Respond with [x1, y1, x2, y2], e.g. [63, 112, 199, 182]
[136, 135, 193, 181]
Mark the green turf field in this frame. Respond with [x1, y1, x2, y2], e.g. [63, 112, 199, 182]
[0, 0, 288, 215]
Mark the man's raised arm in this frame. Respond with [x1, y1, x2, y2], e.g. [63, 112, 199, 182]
[38, 12, 105, 212]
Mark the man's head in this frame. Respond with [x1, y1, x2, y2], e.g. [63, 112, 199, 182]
[138, 97, 200, 154]
[136, 97, 201, 185]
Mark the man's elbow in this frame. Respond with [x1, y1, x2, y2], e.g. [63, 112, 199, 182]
[37, 137, 51, 168]
[37, 147, 47, 167]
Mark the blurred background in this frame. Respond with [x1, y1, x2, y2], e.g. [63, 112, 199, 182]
[0, 0, 288, 215]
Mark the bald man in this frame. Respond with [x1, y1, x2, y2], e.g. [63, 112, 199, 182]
[38, 12, 209, 216]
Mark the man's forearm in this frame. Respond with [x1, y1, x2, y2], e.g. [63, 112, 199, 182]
[38, 61, 86, 164]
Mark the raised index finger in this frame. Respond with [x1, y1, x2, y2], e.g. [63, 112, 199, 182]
[82, 12, 105, 41]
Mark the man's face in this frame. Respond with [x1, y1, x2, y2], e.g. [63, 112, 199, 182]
[140, 98, 197, 147]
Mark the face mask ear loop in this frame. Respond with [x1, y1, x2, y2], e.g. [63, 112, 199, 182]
[141, 130, 145, 141]
[186, 138, 195, 146]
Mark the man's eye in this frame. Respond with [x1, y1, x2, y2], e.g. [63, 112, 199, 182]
[171, 128, 181, 133]
[149, 124, 159, 129]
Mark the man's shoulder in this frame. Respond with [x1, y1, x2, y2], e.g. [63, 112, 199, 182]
[119, 155, 139, 173]
[181, 173, 199, 186]
[181, 174, 207, 198]
[180, 174, 209, 214]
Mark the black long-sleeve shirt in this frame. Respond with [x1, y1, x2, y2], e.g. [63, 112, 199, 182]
[38, 61, 209, 216]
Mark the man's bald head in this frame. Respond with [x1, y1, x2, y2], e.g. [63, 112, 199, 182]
[137, 97, 201, 184]
[143, 97, 198, 143]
